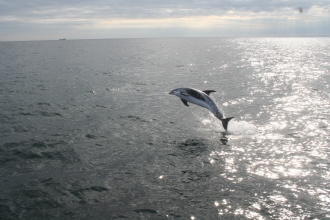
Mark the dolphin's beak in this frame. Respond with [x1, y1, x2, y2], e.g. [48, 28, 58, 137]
[169, 90, 174, 95]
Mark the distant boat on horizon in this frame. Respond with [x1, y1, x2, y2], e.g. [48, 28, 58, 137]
[59, 38, 66, 40]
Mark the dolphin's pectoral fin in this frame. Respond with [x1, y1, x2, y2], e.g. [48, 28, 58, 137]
[181, 99, 189, 107]
[180, 92, 189, 96]
[203, 90, 216, 95]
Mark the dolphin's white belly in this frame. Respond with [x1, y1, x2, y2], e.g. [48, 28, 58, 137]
[183, 96, 214, 112]
[182, 96, 224, 118]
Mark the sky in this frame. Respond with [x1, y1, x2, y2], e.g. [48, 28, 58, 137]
[0, 0, 329, 41]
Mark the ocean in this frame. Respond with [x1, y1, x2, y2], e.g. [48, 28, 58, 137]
[0, 38, 329, 219]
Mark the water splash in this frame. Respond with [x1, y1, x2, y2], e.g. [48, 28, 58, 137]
[200, 116, 257, 135]
[227, 120, 257, 135]
[202, 119, 212, 125]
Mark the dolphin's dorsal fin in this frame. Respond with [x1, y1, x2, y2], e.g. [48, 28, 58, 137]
[181, 99, 189, 107]
[180, 92, 189, 96]
[203, 90, 216, 95]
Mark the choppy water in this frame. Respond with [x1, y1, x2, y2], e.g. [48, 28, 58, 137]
[0, 38, 329, 219]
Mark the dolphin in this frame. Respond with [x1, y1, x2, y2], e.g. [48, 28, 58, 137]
[169, 88, 234, 131]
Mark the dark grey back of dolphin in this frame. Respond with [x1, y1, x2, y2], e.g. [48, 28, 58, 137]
[186, 89, 205, 101]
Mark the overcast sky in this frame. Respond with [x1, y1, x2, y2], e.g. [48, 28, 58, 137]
[0, 0, 329, 41]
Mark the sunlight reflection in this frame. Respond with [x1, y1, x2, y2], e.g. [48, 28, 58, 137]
[247, 154, 312, 179]
[251, 203, 261, 210]
[245, 210, 265, 220]
[319, 194, 330, 208]
[269, 195, 287, 204]
[209, 158, 215, 164]
[230, 38, 330, 219]
[234, 208, 244, 215]
[233, 208, 266, 220]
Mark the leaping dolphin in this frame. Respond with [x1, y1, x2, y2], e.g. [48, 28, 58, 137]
[169, 88, 234, 131]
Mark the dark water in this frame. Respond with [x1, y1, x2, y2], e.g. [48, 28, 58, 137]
[0, 38, 329, 219]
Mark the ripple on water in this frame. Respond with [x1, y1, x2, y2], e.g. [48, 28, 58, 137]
[0, 176, 112, 219]
[1, 139, 80, 174]
[175, 139, 208, 158]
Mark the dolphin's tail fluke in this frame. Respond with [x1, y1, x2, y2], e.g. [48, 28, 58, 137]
[220, 117, 234, 131]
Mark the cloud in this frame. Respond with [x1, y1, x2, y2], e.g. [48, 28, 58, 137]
[0, 0, 329, 40]
[1, 1, 327, 18]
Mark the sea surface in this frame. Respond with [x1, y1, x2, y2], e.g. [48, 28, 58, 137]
[0, 38, 329, 219]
